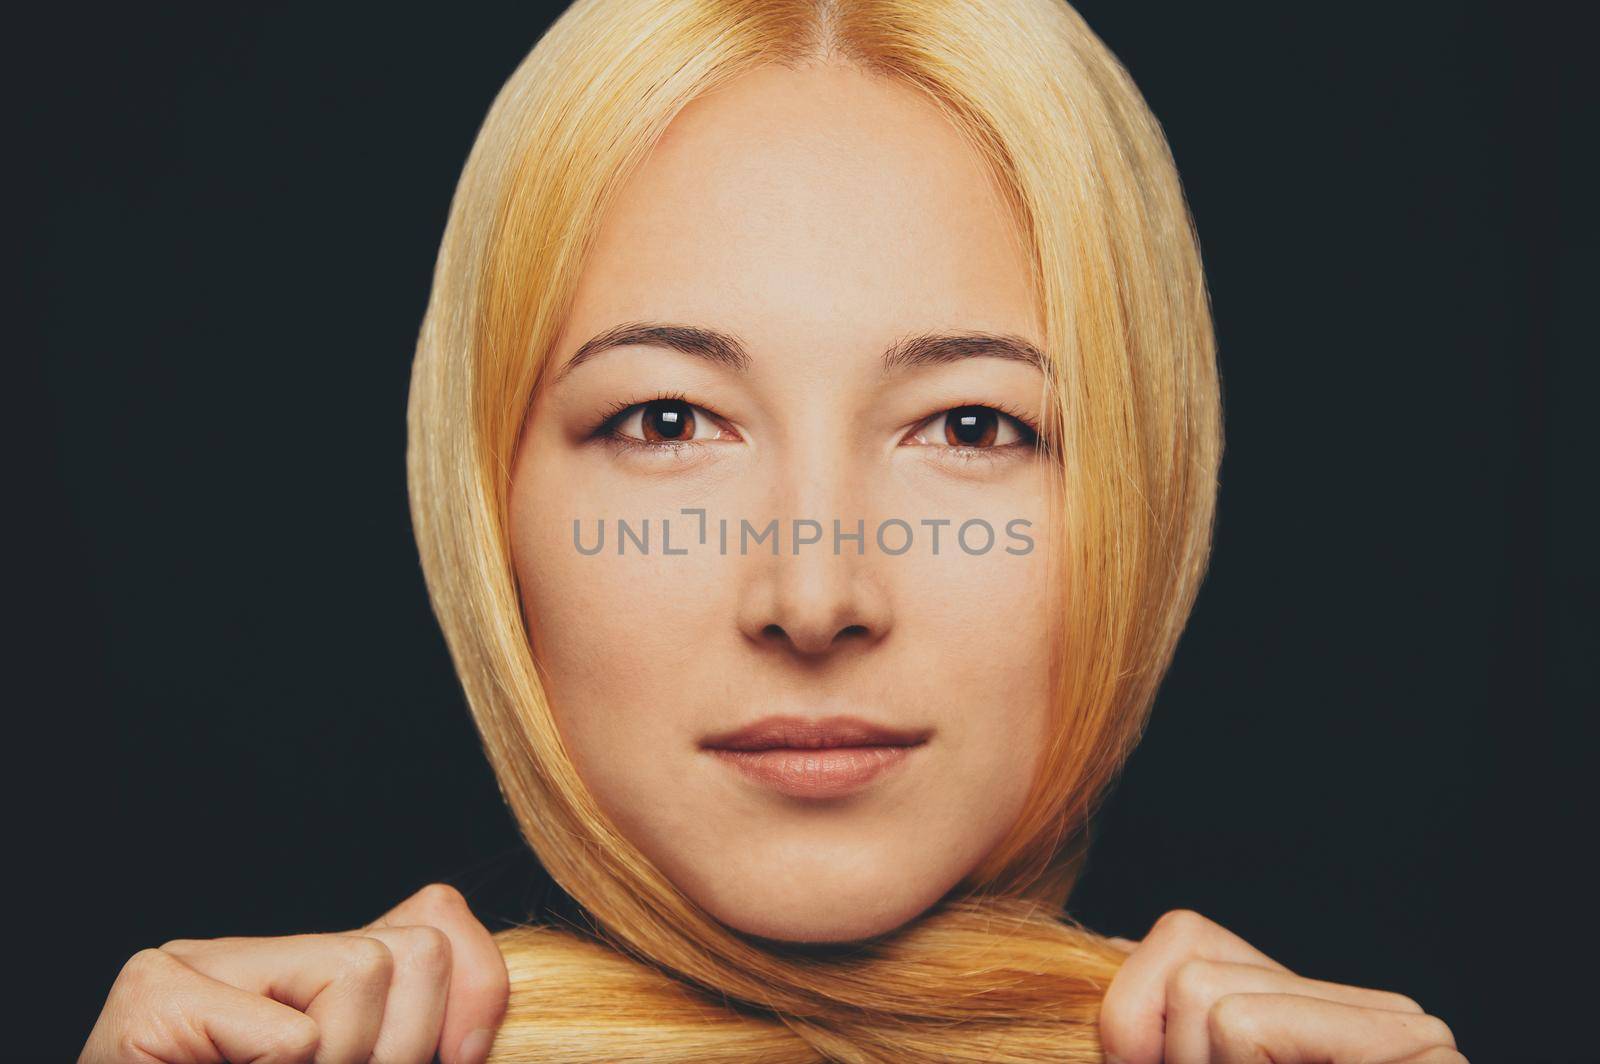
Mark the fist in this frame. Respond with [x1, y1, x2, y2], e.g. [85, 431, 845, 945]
[1099, 908, 1463, 1064]
[78, 883, 510, 1064]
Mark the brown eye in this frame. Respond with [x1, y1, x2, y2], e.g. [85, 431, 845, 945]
[641, 399, 695, 442]
[906, 405, 1033, 450]
[944, 405, 998, 447]
[605, 398, 735, 447]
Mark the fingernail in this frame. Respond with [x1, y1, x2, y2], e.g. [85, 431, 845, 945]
[458, 1027, 494, 1064]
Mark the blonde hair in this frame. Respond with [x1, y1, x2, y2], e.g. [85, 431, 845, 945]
[405, 0, 1222, 1059]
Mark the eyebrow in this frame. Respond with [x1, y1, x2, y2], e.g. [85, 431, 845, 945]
[549, 320, 1047, 385]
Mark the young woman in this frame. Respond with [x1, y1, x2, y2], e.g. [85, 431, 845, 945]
[79, 1, 1464, 1061]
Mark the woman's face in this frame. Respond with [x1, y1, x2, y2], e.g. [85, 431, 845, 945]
[509, 62, 1056, 943]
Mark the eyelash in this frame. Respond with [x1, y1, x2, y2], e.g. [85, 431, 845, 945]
[590, 390, 705, 460]
[590, 390, 1045, 466]
[918, 398, 1044, 465]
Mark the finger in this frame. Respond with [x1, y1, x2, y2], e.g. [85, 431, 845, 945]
[161, 933, 392, 1064]
[358, 925, 453, 1064]
[1207, 992, 1457, 1063]
[1161, 959, 1425, 1064]
[1100, 909, 1289, 1064]
[363, 883, 509, 1064]
[80, 947, 321, 1064]
[1379, 1049, 1470, 1064]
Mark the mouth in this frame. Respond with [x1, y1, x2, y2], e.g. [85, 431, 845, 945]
[699, 714, 933, 800]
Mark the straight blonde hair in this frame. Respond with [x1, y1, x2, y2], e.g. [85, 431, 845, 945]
[406, 0, 1222, 1059]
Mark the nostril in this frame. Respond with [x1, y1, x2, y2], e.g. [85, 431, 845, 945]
[761, 621, 875, 656]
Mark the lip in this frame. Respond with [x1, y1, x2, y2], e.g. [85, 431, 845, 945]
[700, 714, 932, 799]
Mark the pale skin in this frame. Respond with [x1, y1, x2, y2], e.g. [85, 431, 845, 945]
[79, 63, 1464, 1063]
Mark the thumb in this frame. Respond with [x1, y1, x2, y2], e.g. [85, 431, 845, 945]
[362, 883, 509, 1064]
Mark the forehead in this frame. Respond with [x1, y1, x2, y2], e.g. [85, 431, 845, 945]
[561, 62, 1039, 362]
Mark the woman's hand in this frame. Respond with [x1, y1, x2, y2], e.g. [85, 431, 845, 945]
[78, 882, 510, 1064]
[1099, 909, 1464, 1064]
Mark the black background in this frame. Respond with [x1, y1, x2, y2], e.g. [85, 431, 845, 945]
[19, 4, 1592, 1061]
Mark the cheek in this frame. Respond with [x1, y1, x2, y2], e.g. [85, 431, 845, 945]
[893, 480, 1056, 709]
[509, 473, 736, 798]
[894, 537, 1055, 805]
[517, 515, 733, 678]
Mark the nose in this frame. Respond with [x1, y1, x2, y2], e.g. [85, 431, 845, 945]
[738, 537, 892, 656]
[735, 471, 893, 660]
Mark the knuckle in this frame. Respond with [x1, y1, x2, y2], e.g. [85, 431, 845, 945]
[103, 978, 202, 1063]
[110, 1029, 163, 1064]
[392, 924, 453, 977]
[157, 935, 243, 961]
[1150, 907, 1211, 940]
[412, 881, 470, 918]
[1166, 958, 1221, 1012]
[1412, 1013, 1457, 1048]
[265, 1014, 321, 1061]
[1379, 990, 1426, 1014]
[1207, 992, 1266, 1051]
[340, 935, 395, 986]
[115, 948, 178, 992]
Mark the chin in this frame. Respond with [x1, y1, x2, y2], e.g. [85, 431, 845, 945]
[718, 903, 928, 945]
[694, 858, 955, 945]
